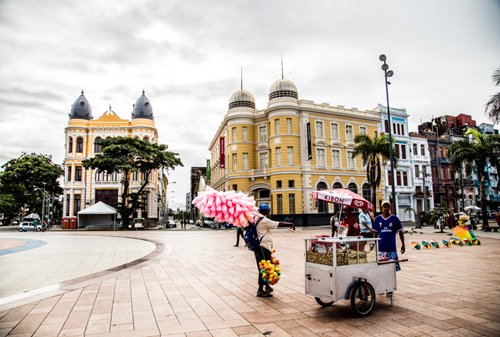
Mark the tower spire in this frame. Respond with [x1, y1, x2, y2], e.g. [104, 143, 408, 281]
[241, 66, 243, 90]
[281, 54, 284, 79]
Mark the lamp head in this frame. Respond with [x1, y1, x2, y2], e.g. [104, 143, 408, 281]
[382, 64, 389, 71]
[387, 70, 394, 77]
[379, 54, 387, 61]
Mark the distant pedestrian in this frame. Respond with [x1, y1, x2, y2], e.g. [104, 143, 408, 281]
[359, 207, 374, 238]
[330, 211, 339, 237]
[234, 225, 245, 247]
[33, 219, 39, 232]
[448, 211, 456, 229]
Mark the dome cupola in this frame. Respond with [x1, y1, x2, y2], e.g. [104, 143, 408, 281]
[269, 79, 298, 101]
[228, 89, 255, 110]
[69, 90, 93, 120]
[132, 90, 154, 120]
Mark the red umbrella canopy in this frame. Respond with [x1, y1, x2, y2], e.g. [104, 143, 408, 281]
[311, 188, 374, 211]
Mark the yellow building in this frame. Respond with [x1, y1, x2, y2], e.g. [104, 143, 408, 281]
[62, 91, 163, 228]
[209, 79, 383, 224]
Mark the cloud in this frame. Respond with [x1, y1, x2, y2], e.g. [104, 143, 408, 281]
[1, 0, 500, 206]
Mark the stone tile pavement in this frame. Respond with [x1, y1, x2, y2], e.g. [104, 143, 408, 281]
[0, 226, 499, 336]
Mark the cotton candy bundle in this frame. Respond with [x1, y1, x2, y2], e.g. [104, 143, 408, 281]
[192, 186, 258, 227]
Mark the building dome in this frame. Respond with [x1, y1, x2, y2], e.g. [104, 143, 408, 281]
[269, 79, 298, 101]
[228, 89, 255, 110]
[69, 90, 93, 120]
[132, 90, 154, 120]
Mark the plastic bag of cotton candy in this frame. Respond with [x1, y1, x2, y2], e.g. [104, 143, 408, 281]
[191, 186, 259, 227]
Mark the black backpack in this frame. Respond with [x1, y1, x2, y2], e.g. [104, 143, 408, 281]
[244, 216, 264, 251]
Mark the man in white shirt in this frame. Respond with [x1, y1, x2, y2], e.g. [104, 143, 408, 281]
[254, 203, 295, 297]
[359, 207, 375, 238]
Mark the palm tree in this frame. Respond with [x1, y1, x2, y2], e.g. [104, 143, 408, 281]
[448, 129, 500, 228]
[485, 67, 500, 124]
[353, 134, 397, 212]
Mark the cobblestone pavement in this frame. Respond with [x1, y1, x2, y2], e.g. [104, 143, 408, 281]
[0, 226, 499, 336]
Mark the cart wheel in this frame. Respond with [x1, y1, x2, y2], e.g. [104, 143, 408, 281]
[350, 282, 376, 317]
[315, 297, 334, 307]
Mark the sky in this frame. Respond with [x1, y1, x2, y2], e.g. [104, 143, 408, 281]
[1, 0, 499, 209]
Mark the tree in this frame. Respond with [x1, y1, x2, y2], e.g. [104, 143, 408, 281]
[0, 153, 63, 223]
[448, 129, 500, 228]
[82, 137, 183, 226]
[485, 66, 500, 124]
[353, 134, 397, 212]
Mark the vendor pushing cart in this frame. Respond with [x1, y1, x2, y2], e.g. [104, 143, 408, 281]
[307, 189, 406, 317]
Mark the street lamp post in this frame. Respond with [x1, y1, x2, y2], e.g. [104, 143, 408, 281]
[379, 54, 397, 216]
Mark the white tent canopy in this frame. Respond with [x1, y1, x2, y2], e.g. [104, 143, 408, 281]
[78, 202, 117, 230]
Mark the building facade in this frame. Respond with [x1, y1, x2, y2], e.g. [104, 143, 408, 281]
[409, 133, 434, 213]
[376, 104, 415, 221]
[208, 78, 383, 225]
[62, 91, 162, 228]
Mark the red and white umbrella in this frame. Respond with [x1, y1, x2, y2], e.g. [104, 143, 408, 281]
[311, 188, 374, 211]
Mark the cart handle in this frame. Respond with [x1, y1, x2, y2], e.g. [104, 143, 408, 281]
[377, 259, 408, 265]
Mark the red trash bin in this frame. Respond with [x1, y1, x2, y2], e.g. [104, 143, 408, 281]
[62, 217, 69, 229]
[69, 217, 77, 229]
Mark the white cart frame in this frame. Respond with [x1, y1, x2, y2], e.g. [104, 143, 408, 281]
[305, 236, 398, 316]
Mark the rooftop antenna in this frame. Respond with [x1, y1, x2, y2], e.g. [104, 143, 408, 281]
[142, 88, 145, 95]
[281, 54, 284, 79]
[81, 89, 84, 95]
[108, 105, 112, 114]
[241, 66, 243, 90]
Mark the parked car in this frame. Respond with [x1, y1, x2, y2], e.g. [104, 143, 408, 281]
[489, 210, 497, 217]
[188, 220, 194, 224]
[166, 220, 177, 228]
[202, 217, 215, 228]
[18, 222, 41, 232]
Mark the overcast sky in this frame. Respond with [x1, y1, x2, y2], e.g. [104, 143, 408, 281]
[1, 0, 499, 208]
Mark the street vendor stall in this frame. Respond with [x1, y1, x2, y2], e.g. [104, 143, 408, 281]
[308, 188, 405, 316]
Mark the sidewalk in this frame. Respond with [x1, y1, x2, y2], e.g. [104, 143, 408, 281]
[1, 228, 500, 336]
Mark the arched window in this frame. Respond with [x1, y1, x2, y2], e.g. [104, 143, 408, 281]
[143, 136, 149, 142]
[94, 137, 101, 153]
[332, 182, 343, 212]
[384, 120, 389, 133]
[393, 123, 397, 134]
[362, 183, 370, 202]
[400, 124, 404, 135]
[317, 182, 329, 213]
[348, 182, 358, 194]
[68, 137, 73, 154]
[76, 137, 83, 153]
[397, 124, 401, 135]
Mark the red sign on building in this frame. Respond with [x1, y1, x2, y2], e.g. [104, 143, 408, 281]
[220, 137, 225, 168]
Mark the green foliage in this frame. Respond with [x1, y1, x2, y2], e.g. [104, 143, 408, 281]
[353, 134, 398, 211]
[82, 137, 183, 225]
[449, 129, 500, 227]
[0, 153, 63, 221]
[485, 66, 500, 124]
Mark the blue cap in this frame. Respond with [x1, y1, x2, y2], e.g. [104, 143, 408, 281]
[259, 203, 271, 211]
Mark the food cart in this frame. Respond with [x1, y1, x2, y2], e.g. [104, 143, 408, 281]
[307, 188, 404, 316]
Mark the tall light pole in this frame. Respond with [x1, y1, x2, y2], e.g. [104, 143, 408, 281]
[380, 54, 397, 216]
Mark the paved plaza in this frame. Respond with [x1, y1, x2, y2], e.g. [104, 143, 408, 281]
[0, 225, 499, 336]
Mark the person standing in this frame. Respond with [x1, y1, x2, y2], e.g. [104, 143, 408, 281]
[33, 219, 39, 232]
[329, 211, 339, 237]
[234, 225, 245, 247]
[373, 200, 406, 271]
[254, 204, 295, 298]
[448, 211, 456, 229]
[342, 206, 360, 236]
[359, 207, 374, 238]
